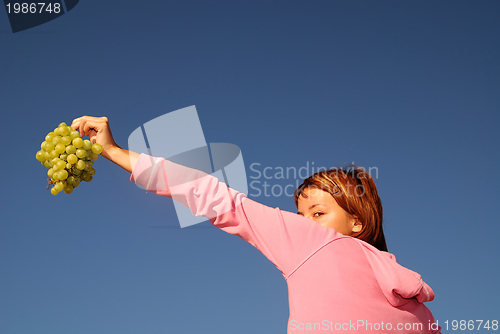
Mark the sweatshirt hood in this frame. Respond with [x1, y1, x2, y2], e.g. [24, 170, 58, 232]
[359, 241, 435, 307]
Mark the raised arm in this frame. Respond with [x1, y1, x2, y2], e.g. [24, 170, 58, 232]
[131, 153, 340, 277]
[71, 116, 140, 173]
[71, 115, 338, 277]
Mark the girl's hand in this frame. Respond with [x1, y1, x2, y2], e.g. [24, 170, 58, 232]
[71, 116, 118, 157]
[71, 116, 139, 173]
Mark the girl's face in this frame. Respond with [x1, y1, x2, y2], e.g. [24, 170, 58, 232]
[297, 188, 362, 236]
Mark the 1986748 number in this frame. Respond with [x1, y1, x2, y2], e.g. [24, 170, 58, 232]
[444, 320, 498, 331]
[5, 3, 61, 14]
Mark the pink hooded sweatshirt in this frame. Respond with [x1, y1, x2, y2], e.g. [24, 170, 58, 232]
[131, 154, 441, 333]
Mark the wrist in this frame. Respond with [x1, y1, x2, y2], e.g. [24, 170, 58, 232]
[101, 144, 121, 161]
[101, 145, 138, 173]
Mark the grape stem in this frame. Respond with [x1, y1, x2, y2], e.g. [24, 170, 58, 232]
[46, 179, 57, 190]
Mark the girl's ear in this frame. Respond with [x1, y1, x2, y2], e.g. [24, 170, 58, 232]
[351, 215, 363, 233]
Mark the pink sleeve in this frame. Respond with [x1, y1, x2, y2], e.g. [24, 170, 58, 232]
[130, 154, 337, 276]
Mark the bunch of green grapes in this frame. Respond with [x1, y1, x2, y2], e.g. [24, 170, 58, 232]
[35, 122, 103, 195]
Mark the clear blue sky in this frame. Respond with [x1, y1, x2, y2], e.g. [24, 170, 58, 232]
[1, 1, 499, 333]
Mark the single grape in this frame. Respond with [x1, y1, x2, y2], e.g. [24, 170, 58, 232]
[43, 160, 51, 168]
[73, 177, 81, 187]
[58, 170, 68, 180]
[91, 143, 103, 154]
[55, 143, 66, 154]
[59, 126, 70, 136]
[59, 154, 68, 161]
[66, 162, 72, 169]
[88, 167, 96, 176]
[58, 122, 67, 128]
[54, 182, 64, 192]
[76, 149, 87, 159]
[61, 136, 72, 146]
[49, 150, 59, 159]
[67, 154, 78, 164]
[72, 167, 82, 175]
[81, 171, 91, 182]
[47, 168, 55, 178]
[41, 141, 51, 152]
[84, 161, 94, 172]
[63, 185, 74, 194]
[76, 160, 86, 170]
[66, 145, 76, 154]
[52, 135, 62, 145]
[44, 142, 55, 152]
[55, 160, 66, 170]
[73, 137, 83, 148]
[51, 187, 59, 195]
[36, 150, 45, 162]
[82, 140, 92, 151]
[43, 151, 50, 161]
[53, 127, 60, 136]
[70, 130, 80, 140]
[89, 153, 99, 161]
[45, 132, 55, 142]
[67, 176, 76, 185]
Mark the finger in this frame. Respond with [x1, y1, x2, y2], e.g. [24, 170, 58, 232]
[71, 119, 81, 130]
[71, 116, 83, 124]
[72, 116, 93, 131]
[79, 117, 88, 137]
[83, 118, 106, 138]
[83, 121, 97, 138]
[86, 128, 97, 143]
[72, 116, 87, 134]
[72, 116, 108, 138]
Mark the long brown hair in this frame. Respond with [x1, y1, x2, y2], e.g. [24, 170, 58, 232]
[294, 165, 387, 252]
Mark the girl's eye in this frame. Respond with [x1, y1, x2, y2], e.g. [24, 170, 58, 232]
[313, 212, 324, 217]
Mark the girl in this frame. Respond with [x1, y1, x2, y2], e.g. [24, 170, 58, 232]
[71, 116, 441, 333]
